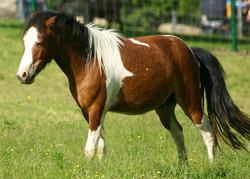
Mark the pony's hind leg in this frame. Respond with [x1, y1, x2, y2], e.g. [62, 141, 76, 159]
[196, 113, 217, 162]
[156, 94, 188, 162]
[175, 70, 217, 162]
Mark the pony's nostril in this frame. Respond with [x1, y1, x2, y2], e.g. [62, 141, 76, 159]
[22, 72, 27, 79]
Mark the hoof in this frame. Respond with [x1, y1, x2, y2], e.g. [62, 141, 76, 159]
[85, 149, 95, 159]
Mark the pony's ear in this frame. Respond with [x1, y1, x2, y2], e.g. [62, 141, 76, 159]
[45, 16, 57, 30]
[30, 11, 37, 18]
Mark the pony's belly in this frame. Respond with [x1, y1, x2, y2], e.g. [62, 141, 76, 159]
[109, 86, 173, 114]
[109, 102, 162, 115]
[109, 67, 175, 114]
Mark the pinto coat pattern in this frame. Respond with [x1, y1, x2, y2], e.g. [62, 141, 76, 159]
[17, 12, 250, 162]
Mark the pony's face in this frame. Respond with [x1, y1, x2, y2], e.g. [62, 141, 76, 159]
[17, 16, 57, 84]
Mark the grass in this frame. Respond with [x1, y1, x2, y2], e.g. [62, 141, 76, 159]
[0, 21, 249, 178]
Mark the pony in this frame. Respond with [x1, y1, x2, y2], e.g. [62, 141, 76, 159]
[16, 12, 250, 162]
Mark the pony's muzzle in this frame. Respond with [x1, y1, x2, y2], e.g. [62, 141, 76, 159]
[16, 71, 35, 84]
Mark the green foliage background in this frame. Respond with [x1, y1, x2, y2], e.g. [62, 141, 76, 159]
[122, 0, 201, 29]
[45, 0, 202, 29]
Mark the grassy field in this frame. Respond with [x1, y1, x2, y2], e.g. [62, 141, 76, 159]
[0, 22, 249, 179]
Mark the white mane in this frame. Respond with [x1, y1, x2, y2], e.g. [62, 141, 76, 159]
[86, 24, 133, 110]
[86, 24, 123, 74]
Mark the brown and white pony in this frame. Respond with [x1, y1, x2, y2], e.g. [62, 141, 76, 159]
[17, 12, 250, 162]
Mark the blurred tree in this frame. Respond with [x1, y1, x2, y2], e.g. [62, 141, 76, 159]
[45, 0, 202, 31]
[122, 0, 201, 30]
[46, 0, 64, 11]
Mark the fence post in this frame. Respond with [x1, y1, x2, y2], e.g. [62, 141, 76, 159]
[171, 10, 177, 34]
[17, 0, 24, 19]
[230, 0, 237, 51]
[30, 0, 36, 12]
[237, 0, 243, 38]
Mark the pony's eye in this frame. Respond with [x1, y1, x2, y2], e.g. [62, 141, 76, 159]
[37, 42, 44, 46]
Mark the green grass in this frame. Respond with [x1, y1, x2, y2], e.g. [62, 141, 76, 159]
[0, 22, 249, 179]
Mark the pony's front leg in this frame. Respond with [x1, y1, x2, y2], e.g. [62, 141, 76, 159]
[84, 109, 105, 159]
[85, 125, 102, 159]
[97, 127, 106, 160]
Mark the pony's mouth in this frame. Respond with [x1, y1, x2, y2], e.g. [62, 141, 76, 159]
[21, 77, 35, 84]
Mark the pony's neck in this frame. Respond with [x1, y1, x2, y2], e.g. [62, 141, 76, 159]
[54, 41, 87, 82]
[54, 24, 124, 83]
[53, 41, 89, 104]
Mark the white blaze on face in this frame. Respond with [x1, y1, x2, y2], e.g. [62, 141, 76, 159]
[17, 27, 38, 76]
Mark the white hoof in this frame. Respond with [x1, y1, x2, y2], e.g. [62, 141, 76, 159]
[85, 148, 95, 159]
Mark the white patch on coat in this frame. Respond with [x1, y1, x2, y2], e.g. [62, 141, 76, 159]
[129, 38, 150, 47]
[86, 24, 133, 110]
[17, 27, 38, 76]
[196, 114, 217, 162]
[162, 35, 176, 38]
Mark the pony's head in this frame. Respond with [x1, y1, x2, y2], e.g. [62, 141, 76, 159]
[17, 12, 59, 84]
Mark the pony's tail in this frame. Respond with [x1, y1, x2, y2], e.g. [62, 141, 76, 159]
[191, 47, 250, 150]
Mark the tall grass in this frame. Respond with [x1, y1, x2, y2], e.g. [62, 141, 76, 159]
[0, 22, 249, 178]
